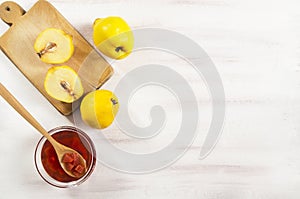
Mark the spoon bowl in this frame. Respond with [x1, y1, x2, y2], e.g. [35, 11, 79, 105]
[42, 128, 87, 178]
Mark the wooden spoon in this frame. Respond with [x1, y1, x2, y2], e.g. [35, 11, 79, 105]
[0, 83, 87, 178]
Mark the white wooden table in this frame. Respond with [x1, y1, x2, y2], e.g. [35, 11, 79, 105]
[1, 0, 300, 198]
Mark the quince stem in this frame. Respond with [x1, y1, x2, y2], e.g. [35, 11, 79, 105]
[111, 98, 118, 105]
[115, 46, 123, 53]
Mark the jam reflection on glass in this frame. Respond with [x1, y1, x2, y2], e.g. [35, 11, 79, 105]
[41, 130, 95, 182]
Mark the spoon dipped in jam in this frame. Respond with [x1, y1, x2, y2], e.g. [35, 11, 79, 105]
[0, 83, 87, 178]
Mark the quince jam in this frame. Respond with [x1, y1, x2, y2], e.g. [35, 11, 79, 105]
[41, 130, 94, 182]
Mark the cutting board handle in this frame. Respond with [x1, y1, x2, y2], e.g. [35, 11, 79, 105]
[0, 1, 25, 26]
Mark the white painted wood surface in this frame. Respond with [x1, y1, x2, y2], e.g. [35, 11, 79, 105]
[1, 0, 300, 198]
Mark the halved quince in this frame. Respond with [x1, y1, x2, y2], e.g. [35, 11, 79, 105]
[34, 28, 74, 64]
[44, 66, 84, 103]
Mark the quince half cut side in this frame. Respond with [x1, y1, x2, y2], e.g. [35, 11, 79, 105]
[44, 66, 84, 103]
[34, 28, 74, 64]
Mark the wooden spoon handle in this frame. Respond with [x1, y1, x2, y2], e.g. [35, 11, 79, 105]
[0, 83, 53, 141]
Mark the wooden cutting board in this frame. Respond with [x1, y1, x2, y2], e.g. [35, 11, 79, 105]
[0, 0, 113, 115]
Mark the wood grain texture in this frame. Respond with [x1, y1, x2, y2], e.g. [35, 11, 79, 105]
[0, 0, 113, 115]
[0, 0, 300, 198]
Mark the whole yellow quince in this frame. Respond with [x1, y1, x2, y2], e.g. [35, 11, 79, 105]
[93, 16, 134, 60]
[80, 90, 119, 129]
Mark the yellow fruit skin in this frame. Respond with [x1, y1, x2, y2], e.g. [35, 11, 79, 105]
[93, 17, 134, 60]
[80, 90, 119, 129]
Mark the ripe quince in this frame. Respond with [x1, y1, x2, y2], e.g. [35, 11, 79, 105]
[80, 90, 119, 129]
[93, 17, 134, 60]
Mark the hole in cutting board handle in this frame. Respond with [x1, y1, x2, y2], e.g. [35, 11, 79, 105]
[0, 1, 26, 26]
